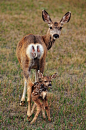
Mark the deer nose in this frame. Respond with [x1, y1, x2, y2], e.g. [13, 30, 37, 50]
[48, 84, 52, 87]
[53, 34, 59, 39]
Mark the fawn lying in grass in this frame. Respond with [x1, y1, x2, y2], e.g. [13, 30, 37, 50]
[27, 70, 57, 124]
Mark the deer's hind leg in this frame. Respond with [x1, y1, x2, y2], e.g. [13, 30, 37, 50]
[27, 77, 32, 118]
[20, 77, 27, 106]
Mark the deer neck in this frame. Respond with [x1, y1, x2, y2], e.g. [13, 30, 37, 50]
[42, 29, 55, 50]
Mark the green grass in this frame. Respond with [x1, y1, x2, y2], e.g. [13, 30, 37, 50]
[0, 0, 86, 129]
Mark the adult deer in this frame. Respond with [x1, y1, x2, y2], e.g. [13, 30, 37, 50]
[16, 10, 71, 117]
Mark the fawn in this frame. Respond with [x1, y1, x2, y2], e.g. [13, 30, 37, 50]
[27, 70, 57, 124]
[16, 10, 71, 117]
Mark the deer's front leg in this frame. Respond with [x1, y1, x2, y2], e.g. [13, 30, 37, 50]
[44, 97, 51, 122]
[39, 55, 46, 74]
[42, 104, 46, 119]
[35, 69, 38, 82]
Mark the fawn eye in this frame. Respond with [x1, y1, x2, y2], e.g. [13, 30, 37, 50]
[50, 27, 52, 29]
[44, 81, 47, 83]
[49, 81, 52, 83]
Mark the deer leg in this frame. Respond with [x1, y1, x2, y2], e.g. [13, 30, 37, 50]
[26, 67, 32, 117]
[35, 69, 38, 82]
[27, 82, 32, 117]
[20, 78, 27, 106]
[42, 104, 46, 119]
[31, 103, 36, 115]
[41, 92, 47, 119]
[22, 59, 32, 116]
[39, 57, 46, 74]
[35, 60, 40, 82]
[44, 97, 51, 121]
[30, 99, 43, 124]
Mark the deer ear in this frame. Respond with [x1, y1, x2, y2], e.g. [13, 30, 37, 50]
[51, 73, 57, 79]
[38, 70, 43, 79]
[60, 11, 71, 25]
[42, 10, 52, 25]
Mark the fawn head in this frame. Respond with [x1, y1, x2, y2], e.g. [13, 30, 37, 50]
[38, 70, 57, 87]
[42, 10, 71, 39]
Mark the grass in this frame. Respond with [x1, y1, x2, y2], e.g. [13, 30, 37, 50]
[0, 0, 86, 129]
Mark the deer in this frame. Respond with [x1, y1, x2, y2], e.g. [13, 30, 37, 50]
[27, 70, 57, 124]
[16, 10, 71, 118]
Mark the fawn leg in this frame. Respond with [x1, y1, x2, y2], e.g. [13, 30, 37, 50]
[41, 91, 47, 119]
[20, 78, 27, 106]
[31, 103, 36, 115]
[42, 104, 46, 119]
[44, 97, 51, 121]
[30, 99, 43, 124]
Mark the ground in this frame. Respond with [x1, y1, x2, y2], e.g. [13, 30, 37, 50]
[0, 0, 86, 129]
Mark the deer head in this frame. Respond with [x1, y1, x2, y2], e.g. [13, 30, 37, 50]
[42, 10, 71, 40]
[38, 70, 57, 87]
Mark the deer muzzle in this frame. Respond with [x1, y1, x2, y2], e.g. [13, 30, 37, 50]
[53, 34, 59, 39]
[48, 84, 52, 87]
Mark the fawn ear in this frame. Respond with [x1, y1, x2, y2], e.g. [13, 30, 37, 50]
[42, 10, 52, 25]
[60, 11, 71, 25]
[51, 73, 57, 79]
[38, 70, 43, 79]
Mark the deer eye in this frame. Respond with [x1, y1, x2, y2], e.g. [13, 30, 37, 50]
[44, 81, 47, 83]
[50, 27, 52, 29]
[49, 81, 52, 83]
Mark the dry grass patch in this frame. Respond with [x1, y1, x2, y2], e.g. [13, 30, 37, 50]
[0, 0, 86, 129]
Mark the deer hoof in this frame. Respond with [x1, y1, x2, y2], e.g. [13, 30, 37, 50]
[30, 121, 33, 125]
[43, 117, 46, 120]
[48, 118, 51, 122]
[27, 116, 31, 122]
[27, 112, 31, 118]
[20, 101, 25, 106]
[43, 116, 46, 120]
[30, 120, 35, 125]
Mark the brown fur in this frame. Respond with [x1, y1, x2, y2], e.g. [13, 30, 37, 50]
[16, 10, 71, 78]
[16, 34, 47, 74]
[27, 71, 57, 124]
[16, 10, 71, 117]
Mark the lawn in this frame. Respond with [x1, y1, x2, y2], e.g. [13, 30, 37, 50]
[0, 0, 86, 129]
